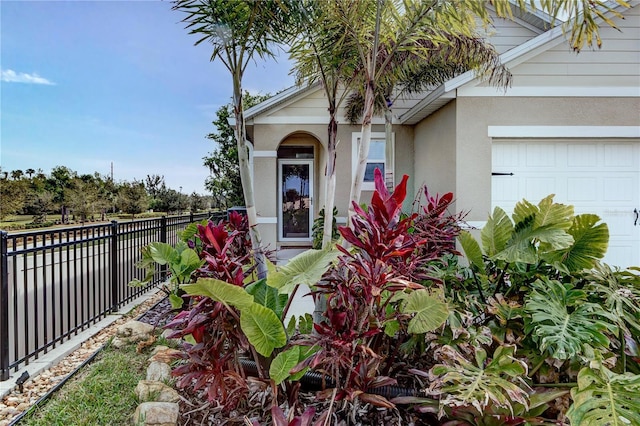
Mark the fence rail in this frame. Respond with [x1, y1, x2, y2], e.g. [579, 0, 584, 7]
[0, 211, 225, 381]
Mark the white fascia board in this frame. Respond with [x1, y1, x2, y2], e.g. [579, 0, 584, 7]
[459, 86, 640, 97]
[488, 125, 640, 138]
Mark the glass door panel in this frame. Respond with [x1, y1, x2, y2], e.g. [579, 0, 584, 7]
[279, 160, 313, 240]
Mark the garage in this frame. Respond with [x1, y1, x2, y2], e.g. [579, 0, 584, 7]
[491, 139, 640, 269]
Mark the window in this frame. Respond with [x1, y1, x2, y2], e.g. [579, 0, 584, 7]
[352, 132, 394, 191]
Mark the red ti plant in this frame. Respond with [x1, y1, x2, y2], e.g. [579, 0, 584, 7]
[292, 169, 434, 409]
[195, 219, 251, 285]
[164, 215, 257, 413]
[407, 186, 463, 282]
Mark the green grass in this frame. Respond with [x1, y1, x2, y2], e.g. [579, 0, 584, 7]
[21, 341, 150, 426]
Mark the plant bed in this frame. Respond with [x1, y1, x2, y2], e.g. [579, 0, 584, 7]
[132, 169, 640, 426]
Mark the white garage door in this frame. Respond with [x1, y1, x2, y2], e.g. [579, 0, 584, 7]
[492, 139, 640, 269]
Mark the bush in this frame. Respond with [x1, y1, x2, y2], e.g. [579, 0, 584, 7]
[24, 221, 55, 230]
[151, 169, 640, 424]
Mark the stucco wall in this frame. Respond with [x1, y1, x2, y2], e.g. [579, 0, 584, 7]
[454, 96, 640, 221]
[413, 100, 457, 206]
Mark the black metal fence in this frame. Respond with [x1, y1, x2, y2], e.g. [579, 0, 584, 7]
[0, 211, 225, 381]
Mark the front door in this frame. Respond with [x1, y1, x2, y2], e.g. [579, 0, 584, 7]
[278, 160, 313, 241]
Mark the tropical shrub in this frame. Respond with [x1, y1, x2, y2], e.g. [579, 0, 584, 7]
[136, 170, 640, 424]
[403, 195, 640, 424]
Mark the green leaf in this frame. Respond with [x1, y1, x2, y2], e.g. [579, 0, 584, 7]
[182, 278, 253, 310]
[545, 214, 609, 272]
[494, 218, 574, 264]
[267, 247, 339, 294]
[173, 248, 204, 282]
[481, 207, 513, 257]
[245, 278, 288, 318]
[583, 263, 640, 336]
[525, 279, 615, 360]
[270, 346, 301, 385]
[534, 195, 573, 230]
[567, 365, 640, 426]
[384, 319, 400, 337]
[458, 230, 484, 270]
[148, 242, 180, 265]
[512, 198, 539, 226]
[269, 345, 317, 384]
[431, 345, 529, 416]
[169, 293, 184, 309]
[403, 289, 449, 334]
[240, 303, 287, 357]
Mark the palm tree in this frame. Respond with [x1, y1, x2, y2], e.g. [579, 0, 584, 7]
[288, 0, 361, 249]
[173, 0, 294, 279]
[338, 0, 629, 220]
[25, 168, 35, 179]
[10, 170, 24, 180]
[344, 33, 513, 158]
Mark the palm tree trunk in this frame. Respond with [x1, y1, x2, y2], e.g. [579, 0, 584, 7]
[232, 72, 268, 280]
[348, 82, 374, 223]
[314, 113, 339, 326]
[384, 106, 394, 189]
[322, 114, 338, 248]
[348, 0, 382, 224]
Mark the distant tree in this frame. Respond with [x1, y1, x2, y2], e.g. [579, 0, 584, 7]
[46, 166, 75, 204]
[68, 180, 99, 223]
[10, 170, 24, 180]
[96, 177, 118, 219]
[204, 92, 271, 210]
[25, 168, 35, 178]
[28, 191, 54, 224]
[0, 179, 27, 220]
[145, 174, 165, 199]
[151, 187, 181, 214]
[117, 181, 149, 220]
[189, 191, 206, 212]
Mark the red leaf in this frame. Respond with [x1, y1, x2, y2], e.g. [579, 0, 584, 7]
[358, 392, 395, 408]
[389, 174, 409, 213]
[374, 167, 389, 198]
[271, 405, 288, 426]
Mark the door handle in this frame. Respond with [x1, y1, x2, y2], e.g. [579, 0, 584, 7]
[635, 208, 639, 226]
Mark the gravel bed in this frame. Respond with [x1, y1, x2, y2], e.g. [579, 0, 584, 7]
[0, 290, 166, 426]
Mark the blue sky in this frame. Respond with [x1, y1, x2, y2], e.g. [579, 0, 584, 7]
[1, 0, 294, 194]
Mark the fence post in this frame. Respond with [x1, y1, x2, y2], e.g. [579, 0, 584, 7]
[0, 231, 9, 381]
[110, 221, 119, 312]
[160, 216, 167, 244]
[160, 217, 168, 282]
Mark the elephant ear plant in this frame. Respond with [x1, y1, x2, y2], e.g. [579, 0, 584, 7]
[129, 238, 204, 309]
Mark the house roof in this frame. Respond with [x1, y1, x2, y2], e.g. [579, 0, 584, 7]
[243, 3, 621, 125]
[398, 1, 632, 125]
[243, 82, 320, 123]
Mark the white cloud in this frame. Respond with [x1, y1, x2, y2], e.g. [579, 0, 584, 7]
[1, 69, 55, 85]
